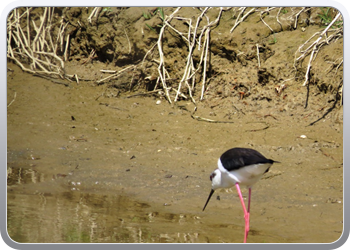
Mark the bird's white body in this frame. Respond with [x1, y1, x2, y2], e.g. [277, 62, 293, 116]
[211, 158, 272, 190]
[203, 147, 279, 243]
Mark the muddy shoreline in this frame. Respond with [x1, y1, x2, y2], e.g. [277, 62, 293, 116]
[7, 61, 343, 243]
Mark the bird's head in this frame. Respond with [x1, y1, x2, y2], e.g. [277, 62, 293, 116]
[203, 169, 222, 211]
[210, 169, 222, 190]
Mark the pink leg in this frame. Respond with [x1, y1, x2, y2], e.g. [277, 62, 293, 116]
[235, 183, 250, 243]
[247, 188, 252, 238]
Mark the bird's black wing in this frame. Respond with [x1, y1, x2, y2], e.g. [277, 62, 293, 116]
[220, 147, 276, 171]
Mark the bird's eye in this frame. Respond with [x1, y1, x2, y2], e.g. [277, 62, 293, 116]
[210, 172, 216, 181]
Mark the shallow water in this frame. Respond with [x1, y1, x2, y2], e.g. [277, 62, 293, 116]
[8, 182, 200, 243]
[6, 163, 287, 243]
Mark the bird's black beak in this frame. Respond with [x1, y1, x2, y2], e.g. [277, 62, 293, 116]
[203, 189, 215, 211]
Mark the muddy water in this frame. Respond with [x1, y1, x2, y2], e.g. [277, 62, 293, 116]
[7, 63, 343, 243]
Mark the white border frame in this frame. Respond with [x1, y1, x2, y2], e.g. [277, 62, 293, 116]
[2, 1, 348, 249]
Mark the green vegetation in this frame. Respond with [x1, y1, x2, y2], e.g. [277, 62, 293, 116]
[103, 7, 112, 12]
[143, 8, 165, 33]
[64, 226, 90, 243]
[143, 7, 164, 20]
[318, 7, 342, 28]
[268, 33, 277, 44]
[281, 8, 288, 14]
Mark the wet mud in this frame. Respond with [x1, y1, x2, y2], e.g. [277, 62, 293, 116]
[7, 62, 342, 243]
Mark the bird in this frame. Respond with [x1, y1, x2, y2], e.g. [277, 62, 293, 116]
[202, 147, 279, 243]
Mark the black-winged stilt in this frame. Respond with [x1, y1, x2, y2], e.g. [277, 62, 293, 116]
[202, 147, 279, 243]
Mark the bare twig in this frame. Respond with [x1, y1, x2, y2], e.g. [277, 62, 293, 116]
[141, 43, 157, 67]
[175, 7, 225, 103]
[87, 7, 102, 23]
[200, 28, 210, 100]
[259, 7, 276, 33]
[245, 121, 270, 132]
[294, 7, 308, 29]
[100, 69, 117, 73]
[191, 114, 234, 123]
[124, 28, 131, 54]
[338, 80, 343, 105]
[64, 34, 70, 61]
[294, 12, 342, 86]
[157, 7, 181, 103]
[174, 7, 208, 103]
[256, 44, 261, 68]
[81, 49, 96, 65]
[7, 7, 71, 81]
[230, 7, 256, 33]
[276, 7, 283, 29]
[96, 65, 135, 84]
[7, 92, 17, 108]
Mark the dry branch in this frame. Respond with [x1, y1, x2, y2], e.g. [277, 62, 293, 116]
[294, 12, 342, 86]
[87, 7, 102, 23]
[152, 7, 226, 103]
[7, 91, 17, 108]
[230, 7, 256, 33]
[96, 65, 135, 84]
[7, 7, 73, 82]
[259, 7, 276, 33]
[174, 7, 208, 103]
